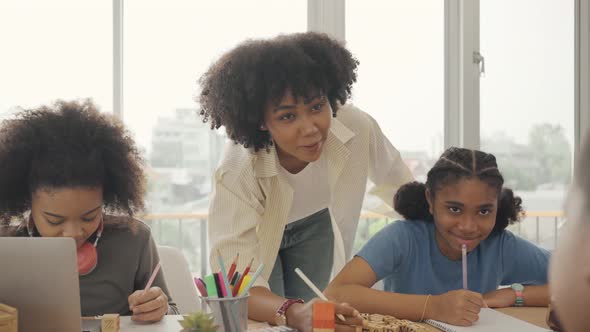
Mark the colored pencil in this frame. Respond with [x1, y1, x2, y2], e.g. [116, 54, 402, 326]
[238, 263, 265, 296]
[232, 258, 253, 297]
[216, 250, 233, 298]
[227, 253, 239, 282]
[462, 244, 468, 290]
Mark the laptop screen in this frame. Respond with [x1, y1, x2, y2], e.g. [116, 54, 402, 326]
[0, 237, 82, 332]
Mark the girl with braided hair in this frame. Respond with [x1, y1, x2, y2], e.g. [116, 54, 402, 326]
[325, 147, 550, 327]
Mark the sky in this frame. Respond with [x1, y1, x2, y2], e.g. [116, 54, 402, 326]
[0, 0, 574, 159]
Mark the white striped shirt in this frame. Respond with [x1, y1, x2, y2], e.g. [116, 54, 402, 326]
[208, 104, 414, 289]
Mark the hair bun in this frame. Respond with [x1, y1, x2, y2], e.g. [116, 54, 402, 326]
[394, 181, 432, 221]
[496, 188, 523, 225]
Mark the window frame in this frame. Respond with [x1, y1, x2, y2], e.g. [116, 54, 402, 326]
[113, 0, 123, 118]
[112, 0, 590, 158]
[108, 0, 590, 277]
[576, 0, 590, 159]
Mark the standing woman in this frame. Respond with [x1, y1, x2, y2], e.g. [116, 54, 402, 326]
[198, 32, 413, 331]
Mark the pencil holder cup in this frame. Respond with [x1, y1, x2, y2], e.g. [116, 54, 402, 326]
[201, 294, 249, 332]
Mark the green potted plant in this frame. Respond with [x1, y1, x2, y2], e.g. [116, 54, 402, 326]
[178, 311, 218, 332]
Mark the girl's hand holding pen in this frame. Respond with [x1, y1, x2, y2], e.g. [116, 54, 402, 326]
[128, 286, 169, 322]
[429, 289, 486, 326]
[129, 261, 167, 322]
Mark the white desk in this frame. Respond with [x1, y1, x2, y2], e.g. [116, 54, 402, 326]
[111, 317, 319, 332]
[119, 316, 183, 331]
[113, 308, 550, 331]
[118, 315, 265, 331]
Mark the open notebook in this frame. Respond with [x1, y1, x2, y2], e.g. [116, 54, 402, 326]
[424, 308, 551, 332]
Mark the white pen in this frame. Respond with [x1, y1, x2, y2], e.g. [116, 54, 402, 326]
[294, 267, 346, 322]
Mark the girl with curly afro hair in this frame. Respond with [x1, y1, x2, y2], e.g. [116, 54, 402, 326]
[326, 147, 550, 326]
[199, 31, 413, 329]
[0, 99, 178, 320]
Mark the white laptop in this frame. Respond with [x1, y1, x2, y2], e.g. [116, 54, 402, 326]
[0, 237, 90, 332]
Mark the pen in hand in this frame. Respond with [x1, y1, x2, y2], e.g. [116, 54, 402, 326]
[294, 268, 346, 322]
[144, 261, 162, 293]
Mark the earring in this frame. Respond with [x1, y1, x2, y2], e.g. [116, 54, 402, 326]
[93, 213, 104, 247]
[26, 217, 34, 237]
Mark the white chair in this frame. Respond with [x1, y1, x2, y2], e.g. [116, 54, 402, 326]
[157, 245, 201, 314]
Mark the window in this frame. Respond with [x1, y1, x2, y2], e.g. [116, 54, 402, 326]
[124, 0, 306, 273]
[124, 0, 306, 211]
[0, 0, 112, 113]
[346, 0, 444, 251]
[4, 0, 582, 274]
[346, 0, 444, 181]
[480, 0, 574, 249]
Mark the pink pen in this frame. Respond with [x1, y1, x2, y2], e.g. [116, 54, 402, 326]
[461, 244, 468, 290]
[144, 262, 162, 293]
[194, 277, 208, 297]
[218, 272, 228, 297]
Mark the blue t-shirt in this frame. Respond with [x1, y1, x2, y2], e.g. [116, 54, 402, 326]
[356, 220, 550, 295]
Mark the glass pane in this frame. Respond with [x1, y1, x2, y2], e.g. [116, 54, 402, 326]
[124, 0, 306, 273]
[480, 0, 574, 249]
[346, 0, 444, 251]
[0, 0, 112, 113]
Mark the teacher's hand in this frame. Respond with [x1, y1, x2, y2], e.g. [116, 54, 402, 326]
[286, 298, 364, 332]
